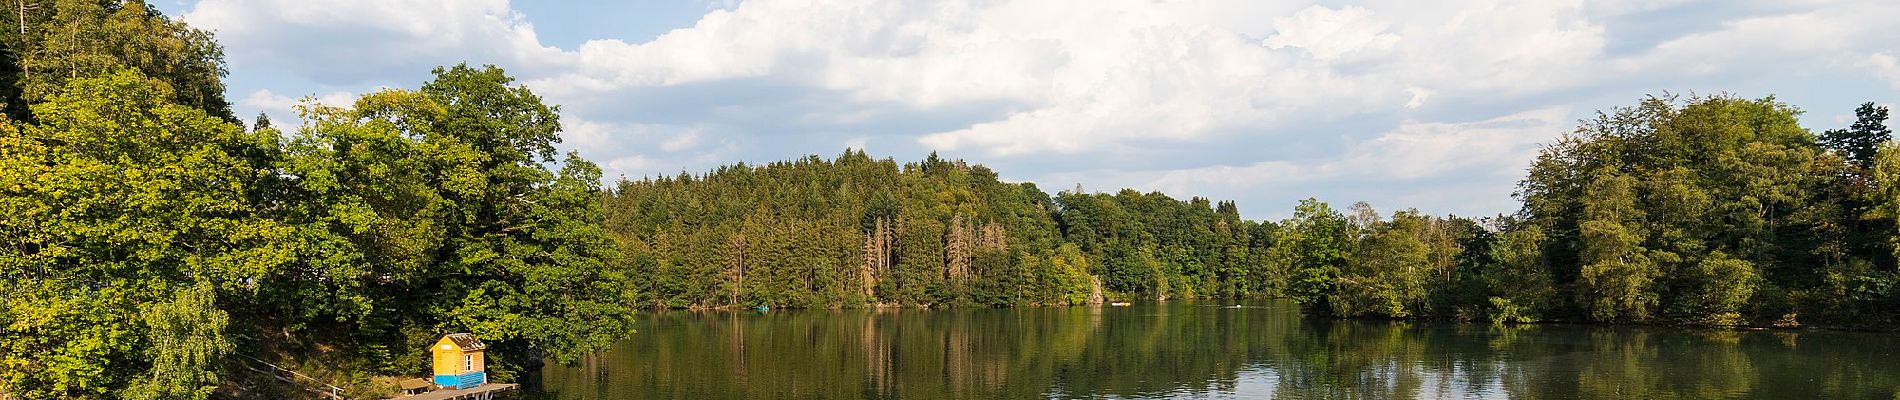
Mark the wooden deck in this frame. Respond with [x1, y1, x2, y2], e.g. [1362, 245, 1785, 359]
[394, 383, 519, 400]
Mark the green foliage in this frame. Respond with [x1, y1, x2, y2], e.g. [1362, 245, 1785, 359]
[1487, 297, 1535, 325]
[1333, 205, 1422, 317]
[1267, 95, 1895, 328]
[1874, 142, 1900, 260]
[1275, 201, 1478, 320]
[270, 64, 635, 370]
[1576, 172, 1659, 322]
[0, 70, 284, 399]
[1481, 225, 1553, 323]
[605, 150, 1270, 308]
[1674, 252, 1757, 326]
[1046, 244, 1099, 305]
[1276, 199, 1351, 311]
[1822, 102, 1893, 169]
[1510, 95, 1895, 326]
[0, 64, 634, 398]
[123, 281, 232, 400]
[0, 16, 247, 397]
[2, 0, 232, 121]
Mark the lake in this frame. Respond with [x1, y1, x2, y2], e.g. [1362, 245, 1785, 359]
[527, 299, 1900, 399]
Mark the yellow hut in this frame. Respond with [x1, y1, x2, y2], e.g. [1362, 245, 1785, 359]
[430, 333, 488, 389]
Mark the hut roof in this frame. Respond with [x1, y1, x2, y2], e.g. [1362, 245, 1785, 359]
[441, 333, 487, 351]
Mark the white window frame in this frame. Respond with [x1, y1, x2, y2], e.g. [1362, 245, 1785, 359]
[464, 354, 473, 371]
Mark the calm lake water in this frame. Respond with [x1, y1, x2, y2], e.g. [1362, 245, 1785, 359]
[527, 299, 1900, 399]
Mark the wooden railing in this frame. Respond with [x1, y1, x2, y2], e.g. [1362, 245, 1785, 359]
[236, 355, 347, 400]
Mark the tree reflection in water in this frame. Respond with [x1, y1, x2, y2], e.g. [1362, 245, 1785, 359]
[530, 300, 1900, 399]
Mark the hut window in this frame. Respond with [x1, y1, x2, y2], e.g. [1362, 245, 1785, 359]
[464, 354, 473, 371]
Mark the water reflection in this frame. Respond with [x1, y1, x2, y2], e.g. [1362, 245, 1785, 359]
[530, 300, 1900, 399]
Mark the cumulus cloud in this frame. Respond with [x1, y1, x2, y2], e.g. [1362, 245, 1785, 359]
[1023, 107, 1571, 217]
[658, 130, 703, 152]
[1263, 5, 1401, 61]
[1864, 53, 1900, 89]
[1614, 1, 1900, 77]
[537, 0, 1606, 157]
[541, 1, 1351, 157]
[1145, 107, 1569, 196]
[561, 119, 733, 180]
[605, 155, 656, 176]
[176, 0, 1900, 218]
[184, 0, 566, 85]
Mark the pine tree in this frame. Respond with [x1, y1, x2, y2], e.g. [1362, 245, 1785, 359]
[1822, 102, 1893, 170]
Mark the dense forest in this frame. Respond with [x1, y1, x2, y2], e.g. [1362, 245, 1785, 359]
[606, 152, 1274, 308]
[607, 95, 1900, 330]
[1, 1, 1898, 400]
[1277, 97, 1900, 327]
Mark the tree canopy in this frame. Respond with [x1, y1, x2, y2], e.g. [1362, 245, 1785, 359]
[0, 7, 634, 393]
[1273, 95, 1900, 328]
[604, 151, 1275, 309]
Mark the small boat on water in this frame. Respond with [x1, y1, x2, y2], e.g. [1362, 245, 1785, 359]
[752, 305, 770, 312]
[1109, 302, 1132, 307]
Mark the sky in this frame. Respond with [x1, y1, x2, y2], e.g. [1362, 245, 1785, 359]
[152, 0, 1898, 220]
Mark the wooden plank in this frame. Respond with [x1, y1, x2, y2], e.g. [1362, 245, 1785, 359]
[391, 383, 519, 400]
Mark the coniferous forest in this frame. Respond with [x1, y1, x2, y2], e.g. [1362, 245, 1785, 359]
[1, 2, 1898, 399]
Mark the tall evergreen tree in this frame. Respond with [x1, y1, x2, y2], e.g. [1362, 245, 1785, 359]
[1823, 102, 1893, 170]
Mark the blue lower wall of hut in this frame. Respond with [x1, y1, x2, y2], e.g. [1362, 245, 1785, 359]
[433, 371, 486, 389]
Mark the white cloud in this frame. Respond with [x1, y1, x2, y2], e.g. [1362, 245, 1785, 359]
[1863, 53, 1900, 89]
[1157, 107, 1568, 185]
[659, 130, 702, 152]
[562, 119, 626, 152]
[184, 0, 567, 85]
[178, 0, 1900, 218]
[1263, 5, 1400, 62]
[606, 155, 656, 175]
[1138, 107, 1571, 215]
[1338, 107, 1571, 180]
[184, 0, 1617, 158]
[1404, 87, 1432, 109]
[554, 117, 743, 181]
[1616, 2, 1900, 77]
[237, 89, 298, 116]
[559, 119, 724, 176]
[237, 89, 355, 120]
[1381, 0, 1606, 94]
[557, 0, 1609, 157]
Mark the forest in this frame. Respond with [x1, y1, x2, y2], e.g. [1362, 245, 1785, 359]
[607, 151, 1275, 308]
[608, 95, 1900, 330]
[0, 1, 1897, 399]
[1277, 97, 1900, 327]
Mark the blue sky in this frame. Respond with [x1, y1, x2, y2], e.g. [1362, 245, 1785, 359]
[152, 0, 1897, 220]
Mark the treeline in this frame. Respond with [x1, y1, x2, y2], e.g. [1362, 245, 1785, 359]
[608, 94, 1900, 331]
[0, 2, 633, 399]
[1278, 96, 1900, 328]
[606, 152, 1276, 308]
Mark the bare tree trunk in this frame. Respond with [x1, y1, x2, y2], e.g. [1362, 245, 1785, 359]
[16, 0, 29, 86]
[727, 232, 747, 306]
[944, 214, 970, 281]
